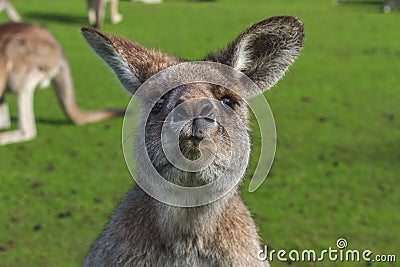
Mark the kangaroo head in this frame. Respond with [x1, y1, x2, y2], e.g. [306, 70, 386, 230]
[82, 16, 304, 188]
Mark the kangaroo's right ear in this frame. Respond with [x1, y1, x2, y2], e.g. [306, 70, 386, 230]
[81, 27, 179, 95]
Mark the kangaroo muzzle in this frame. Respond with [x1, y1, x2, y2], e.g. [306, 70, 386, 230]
[172, 98, 217, 140]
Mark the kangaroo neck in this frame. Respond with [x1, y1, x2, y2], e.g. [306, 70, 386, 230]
[149, 187, 237, 240]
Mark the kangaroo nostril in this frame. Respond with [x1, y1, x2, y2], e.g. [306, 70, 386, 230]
[191, 100, 216, 136]
[199, 99, 214, 118]
[173, 100, 190, 122]
[203, 117, 215, 123]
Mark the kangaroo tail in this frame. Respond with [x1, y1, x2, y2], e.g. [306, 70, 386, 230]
[0, 1, 22, 22]
[52, 55, 125, 125]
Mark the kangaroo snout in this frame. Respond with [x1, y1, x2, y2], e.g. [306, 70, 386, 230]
[172, 98, 217, 139]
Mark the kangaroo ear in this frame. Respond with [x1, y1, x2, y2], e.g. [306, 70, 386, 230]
[207, 16, 304, 99]
[81, 27, 179, 95]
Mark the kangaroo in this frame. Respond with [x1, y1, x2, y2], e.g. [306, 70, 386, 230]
[0, 0, 21, 22]
[86, 0, 122, 29]
[82, 16, 304, 266]
[0, 22, 125, 146]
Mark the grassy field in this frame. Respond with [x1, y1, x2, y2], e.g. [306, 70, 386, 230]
[0, 0, 399, 266]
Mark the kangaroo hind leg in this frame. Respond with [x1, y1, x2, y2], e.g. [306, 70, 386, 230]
[87, 0, 97, 25]
[0, 70, 10, 130]
[0, 95, 11, 130]
[0, 84, 36, 146]
[94, 0, 107, 28]
[110, 0, 122, 24]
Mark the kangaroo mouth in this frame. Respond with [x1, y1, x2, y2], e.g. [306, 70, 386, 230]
[182, 135, 203, 143]
[178, 136, 203, 160]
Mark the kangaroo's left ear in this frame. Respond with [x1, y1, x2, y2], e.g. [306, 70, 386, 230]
[207, 16, 304, 99]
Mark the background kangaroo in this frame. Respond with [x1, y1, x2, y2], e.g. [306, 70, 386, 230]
[82, 15, 304, 266]
[0, 0, 21, 22]
[0, 22, 125, 146]
[86, 0, 122, 29]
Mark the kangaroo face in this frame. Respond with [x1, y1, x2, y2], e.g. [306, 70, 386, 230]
[143, 82, 250, 186]
[82, 16, 304, 187]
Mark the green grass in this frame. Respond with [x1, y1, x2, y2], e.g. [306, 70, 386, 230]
[0, 0, 399, 266]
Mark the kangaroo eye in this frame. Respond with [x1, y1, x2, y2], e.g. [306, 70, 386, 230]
[156, 98, 165, 106]
[220, 95, 237, 109]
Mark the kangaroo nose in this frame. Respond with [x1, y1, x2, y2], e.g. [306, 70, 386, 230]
[172, 98, 215, 126]
[198, 99, 214, 120]
[173, 99, 190, 122]
[193, 99, 216, 137]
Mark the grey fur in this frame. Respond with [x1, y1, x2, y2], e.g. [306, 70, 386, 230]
[82, 16, 304, 267]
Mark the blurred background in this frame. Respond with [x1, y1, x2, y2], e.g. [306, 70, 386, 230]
[0, 0, 399, 266]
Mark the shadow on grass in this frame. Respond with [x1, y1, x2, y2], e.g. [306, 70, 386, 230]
[35, 118, 71, 125]
[24, 12, 88, 25]
[339, 0, 383, 5]
[337, 0, 384, 13]
[10, 116, 71, 126]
